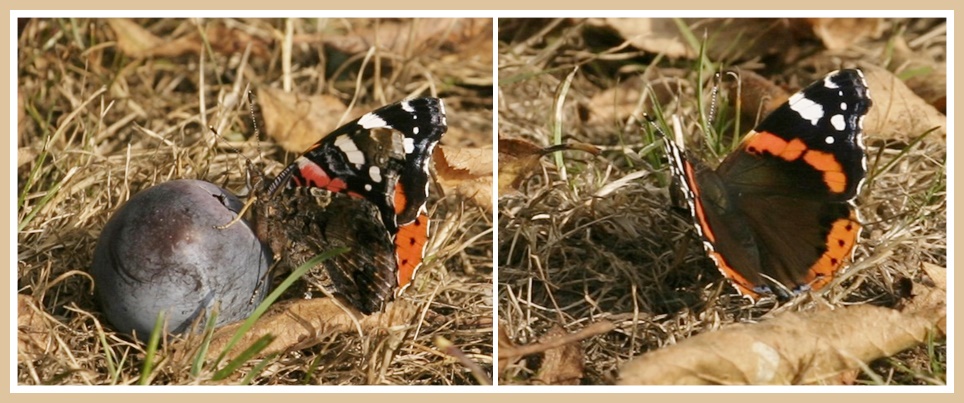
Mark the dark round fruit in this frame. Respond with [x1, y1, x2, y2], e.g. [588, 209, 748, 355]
[91, 179, 271, 341]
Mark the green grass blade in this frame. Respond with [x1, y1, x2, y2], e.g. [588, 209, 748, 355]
[138, 312, 166, 385]
[212, 247, 349, 367]
[212, 334, 276, 381]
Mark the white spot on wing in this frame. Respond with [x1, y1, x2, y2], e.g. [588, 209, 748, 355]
[789, 93, 823, 125]
[401, 101, 415, 112]
[823, 72, 840, 89]
[335, 135, 366, 165]
[840, 102, 848, 111]
[438, 99, 447, 126]
[364, 184, 372, 191]
[369, 165, 382, 183]
[413, 126, 420, 135]
[404, 137, 415, 154]
[358, 112, 389, 129]
[830, 114, 845, 131]
[825, 136, 835, 145]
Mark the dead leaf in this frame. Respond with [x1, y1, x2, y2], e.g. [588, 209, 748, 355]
[18, 147, 37, 168]
[730, 69, 790, 123]
[497, 138, 599, 197]
[891, 35, 946, 112]
[596, 19, 795, 63]
[107, 19, 164, 59]
[807, 18, 884, 51]
[434, 145, 493, 211]
[499, 321, 613, 380]
[533, 325, 585, 385]
[205, 297, 420, 360]
[586, 73, 682, 126]
[321, 19, 487, 59]
[617, 282, 946, 385]
[861, 64, 946, 143]
[909, 263, 947, 334]
[109, 19, 270, 60]
[257, 87, 349, 153]
[587, 75, 647, 126]
[597, 18, 693, 59]
[18, 294, 53, 358]
[497, 137, 549, 197]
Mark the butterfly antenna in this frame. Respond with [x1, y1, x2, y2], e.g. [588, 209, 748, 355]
[642, 114, 667, 139]
[707, 71, 722, 125]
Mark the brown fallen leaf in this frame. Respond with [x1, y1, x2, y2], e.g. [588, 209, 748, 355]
[861, 63, 947, 143]
[596, 18, 796, 63]
[617, 278, 946, 385]
[730, 69, 790, 124]
[108, 19, 270, 60]
[256, 87, 349, 153]
[498, 137, 599, 197]
[499, 321, 614, 379]
[596, 18, 693, 59]
[533, 325, 585, 385]
[806, 18, 884, 51]
[204, 297, 419, 360]
[18, 147, 37, 168]
[434, 145, 493, 210]
[18, 294, 54, 358]
[107, 19, 165, 59]
[586, 73, 683, 126]
[321, 19, 484, 58]
[891, 35, 946, 112]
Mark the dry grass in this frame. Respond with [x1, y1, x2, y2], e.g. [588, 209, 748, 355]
[498, 18, 946, 385]
[17, 18, 493, 385]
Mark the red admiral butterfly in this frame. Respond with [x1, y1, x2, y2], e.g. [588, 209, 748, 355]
[662, 69, 871, 299]
[254, 97, 447, 314]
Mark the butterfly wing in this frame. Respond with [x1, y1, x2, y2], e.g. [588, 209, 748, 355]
[268, 97, 447, 297]
[666, 69, 870, 298]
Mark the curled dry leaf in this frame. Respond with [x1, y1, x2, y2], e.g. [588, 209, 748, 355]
[596, 18, 795, 63]
[322, 19, 490, 62]
[107, 19, 164, 59]
[891, 35, 946, 112]
[860, 64, 946, 143]
[587, 75, 647, 126]
[730, 69, 790, 123]
[595, 18, 693, 59]
[433, 145, 493, 211]
[497, 137, 548, 197]
[256, 87, 349, 153]
[806, 18, 884, 51]
[497, 137, 600, 197]
[18, 147, 37, 169]
[499, 321, 613, 381]
[205, 298, 420, 360]
[18, 294, 54, 358]
[586, 73, 682, 126]
[108, 19, 270, 60]
[617, 280, 946, 385]
[533, 325, 585, 385]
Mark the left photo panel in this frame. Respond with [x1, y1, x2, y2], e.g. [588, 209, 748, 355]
[16, 17, 494, 385]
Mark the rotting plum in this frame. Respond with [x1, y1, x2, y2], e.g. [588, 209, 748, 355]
[91, 179, 271, 341]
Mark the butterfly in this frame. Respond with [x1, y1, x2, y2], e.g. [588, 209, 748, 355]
[662, 69, 871, 299]
[253, 97, 447, 314]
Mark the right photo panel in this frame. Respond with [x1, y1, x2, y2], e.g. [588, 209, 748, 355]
[497, 18, 947, 385]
